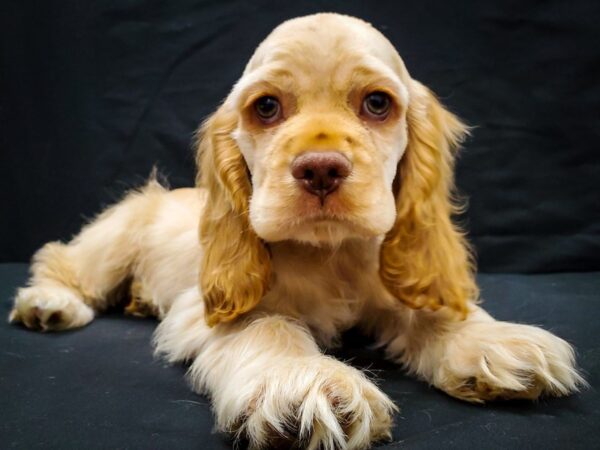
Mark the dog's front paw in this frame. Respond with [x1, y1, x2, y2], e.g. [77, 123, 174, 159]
[220, 357, 396, 449]
[9, 286, 94, 331]
[435, 321, 585, 402]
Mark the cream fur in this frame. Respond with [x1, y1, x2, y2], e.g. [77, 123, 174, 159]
[10, 13, 584, 450]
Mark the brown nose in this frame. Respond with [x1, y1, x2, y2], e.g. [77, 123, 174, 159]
[291, 152, 352, 201]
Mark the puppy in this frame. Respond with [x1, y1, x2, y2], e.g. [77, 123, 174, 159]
[10, 13, 584, 450]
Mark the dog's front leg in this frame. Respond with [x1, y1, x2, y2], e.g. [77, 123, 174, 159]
[366, 304, 585, 403]
[156, 291, 395, 449]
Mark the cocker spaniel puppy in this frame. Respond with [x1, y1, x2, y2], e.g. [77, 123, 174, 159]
[10, 13, 584, 450]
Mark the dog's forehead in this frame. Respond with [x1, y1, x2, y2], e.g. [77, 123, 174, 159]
[244, 14, 410, 81]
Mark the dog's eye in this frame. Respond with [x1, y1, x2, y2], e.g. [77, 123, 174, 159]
[254, 96, 282, 123]
[362, 92, 392, 120]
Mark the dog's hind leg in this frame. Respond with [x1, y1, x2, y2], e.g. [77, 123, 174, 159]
[9, 180, 168, 331]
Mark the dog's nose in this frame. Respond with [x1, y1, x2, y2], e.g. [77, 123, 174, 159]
[291, 152, 352, 200]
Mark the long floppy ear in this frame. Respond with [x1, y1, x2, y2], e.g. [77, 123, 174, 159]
[380, 81, 478, 318]
[196, 107, 271, 327]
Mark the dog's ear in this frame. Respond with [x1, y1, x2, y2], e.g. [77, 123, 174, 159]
[196, 106, 270, 327]
[379, 81, 478, 318]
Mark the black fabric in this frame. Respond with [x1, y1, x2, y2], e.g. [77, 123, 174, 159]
[1, 1, 600, 272]
[1, 263, 599, 449]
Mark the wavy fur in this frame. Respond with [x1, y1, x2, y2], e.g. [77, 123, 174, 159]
[196, 109, 271, 326]
[380, 82, 478, 317]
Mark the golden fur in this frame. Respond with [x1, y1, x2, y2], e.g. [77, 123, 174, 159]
[10, 13, 584, 450]
[381, 82, 476, 317]
[196, 110, 271, 326]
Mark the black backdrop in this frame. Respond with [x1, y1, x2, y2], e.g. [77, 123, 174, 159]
[1, 0, 599, 272]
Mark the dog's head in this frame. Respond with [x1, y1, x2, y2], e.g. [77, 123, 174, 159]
[197, 13, 474, 326]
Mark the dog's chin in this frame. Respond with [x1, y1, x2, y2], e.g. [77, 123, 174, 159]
[253, 216, 382, 247]
[289, 220, 365, 246]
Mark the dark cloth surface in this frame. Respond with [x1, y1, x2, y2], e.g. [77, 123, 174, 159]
[1, 0, 600, 272]
[1, 263, 598, 449]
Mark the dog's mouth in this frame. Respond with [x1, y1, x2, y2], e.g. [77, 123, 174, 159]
[252, 178, 390, 243]
[287, 186, 370, 230]
[295, 187, 349, 214]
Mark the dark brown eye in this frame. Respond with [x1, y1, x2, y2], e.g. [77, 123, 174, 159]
[362, 92, 392, 120]
[254, 96, 281, 123]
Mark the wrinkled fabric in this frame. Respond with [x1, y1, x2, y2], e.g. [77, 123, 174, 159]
[1, 1, 599, 270]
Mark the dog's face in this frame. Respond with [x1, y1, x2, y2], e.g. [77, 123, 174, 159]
[197, 13, 473, 326]
[227, 15, 411, 244]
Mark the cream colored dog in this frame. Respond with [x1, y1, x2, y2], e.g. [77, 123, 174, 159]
[10, 13, 584, 450]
